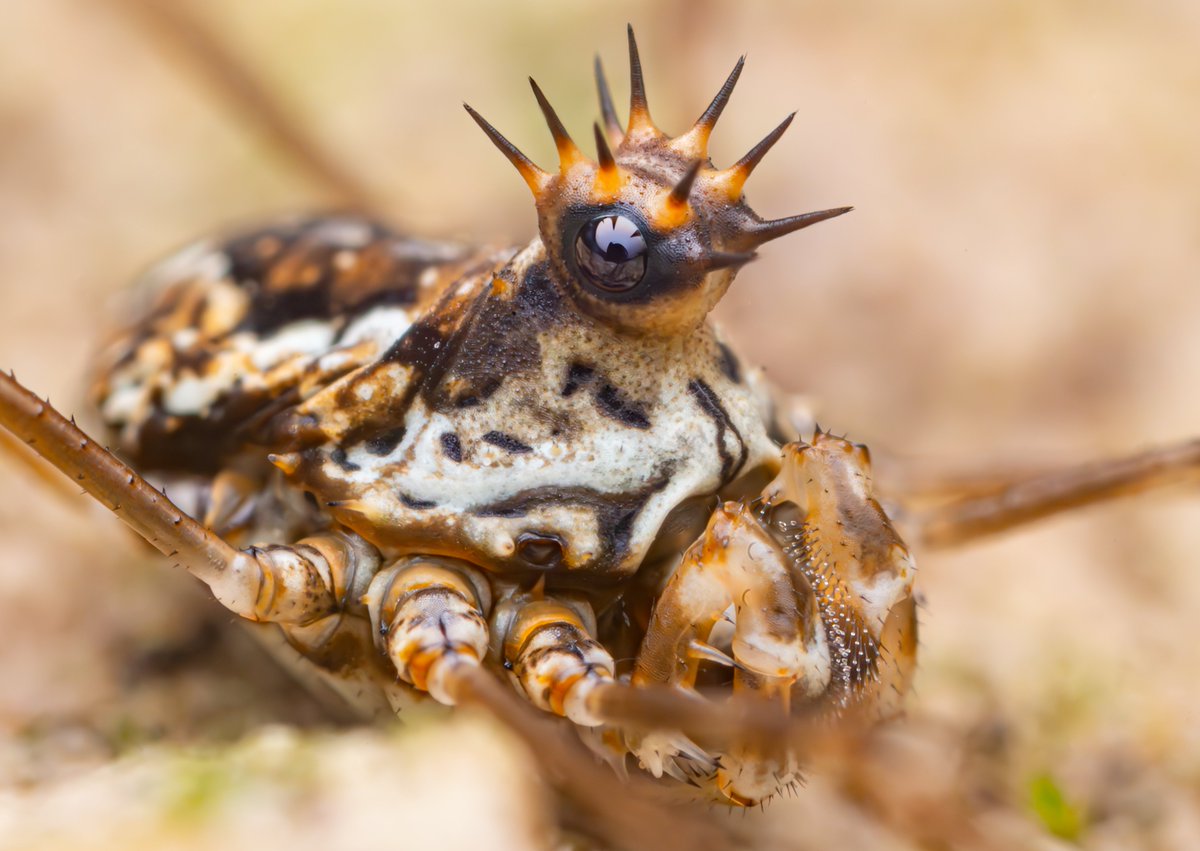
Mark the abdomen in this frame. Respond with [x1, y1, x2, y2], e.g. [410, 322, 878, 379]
[90, 214, 493, 473]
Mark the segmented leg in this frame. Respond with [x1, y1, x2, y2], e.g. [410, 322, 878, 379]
[908, 438, 1200, 548]
[0, 370, 377, 622]
[492, 591, 615, 726]
[363, 557, 491, 705]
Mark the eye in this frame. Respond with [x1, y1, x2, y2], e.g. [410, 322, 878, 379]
[574, 214, 648, 292]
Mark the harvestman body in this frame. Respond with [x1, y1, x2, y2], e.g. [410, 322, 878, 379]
[3, 26, 1198, 820]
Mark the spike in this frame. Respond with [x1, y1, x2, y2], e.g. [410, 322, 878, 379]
[675, 56, 745, 156]
[593, 123, 617, 173]
[529, 78, 585, 170]
[626, 24, 655, 135]
[717, 112, 796, 199]
[667, 160, 702, 208]
[594, 55, 622, 142]
[704, 250, 758, 272]
[744, 207, 854, 246]
[464, 103, 551, 196]
[651, 161, 703, 229]
[592, 123, 621, 199]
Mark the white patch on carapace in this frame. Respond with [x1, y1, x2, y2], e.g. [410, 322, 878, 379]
[239, 320, 336, 371]
[162, 355, 247, 415]
[163, 375, 222, 415]
[170, 328, 200, 350]
[419, 267, 441, 289]
[339, 306, 413, 348]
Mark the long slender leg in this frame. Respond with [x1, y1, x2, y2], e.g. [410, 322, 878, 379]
[907, 438, 1200, 548]
[0, 370, 381, 622]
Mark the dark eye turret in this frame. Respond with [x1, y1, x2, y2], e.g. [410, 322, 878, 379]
[574, 214, 648, 292]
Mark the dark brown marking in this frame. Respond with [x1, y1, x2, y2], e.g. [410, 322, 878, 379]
[440, 432, 463, 462]
[364, 426, 406, 456]
[330, 446, 360, 471]
[482, 431, 533, 454]
[562, 363, 595, 397]
[594, 383, 650, 430]
[399, 492, 437, 510]
[687, 378, 748, 486]
[470, 479, 670, 583]
[223, 217, 453, 334]
[716, 341, 741, 384]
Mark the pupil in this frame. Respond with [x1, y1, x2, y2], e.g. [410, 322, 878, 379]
[605, 242, 630, 262]
[574, 214, 648, 293]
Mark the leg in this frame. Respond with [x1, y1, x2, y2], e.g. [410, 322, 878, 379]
[0, 369, 379, 623]
[904, 438, 1200, 548]
[363, 557, 492, 705]
[491, 591, 615, 727]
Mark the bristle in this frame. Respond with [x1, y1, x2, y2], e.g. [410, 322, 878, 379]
[744, 207, 854, 245]
[675, 56, 745, 156]
[704, 250, 758, 271]
[592, 122, 621, 198]
[667, 160, 702, 208]
[594, 55, 623, 142]
[718, 112, 796, 199]
[626, 24, 655, 134]
[529, 78, 584, 169]
[464, 103, 550, 195]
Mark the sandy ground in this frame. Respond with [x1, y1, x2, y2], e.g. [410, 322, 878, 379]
[2, 1, 1200, 848]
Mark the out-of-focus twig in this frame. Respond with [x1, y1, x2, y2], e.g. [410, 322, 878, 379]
[108, 0, 385, 214]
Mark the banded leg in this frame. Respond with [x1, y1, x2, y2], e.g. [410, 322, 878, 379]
[491, 592, 615, 726]
[364, 557, 492, 705]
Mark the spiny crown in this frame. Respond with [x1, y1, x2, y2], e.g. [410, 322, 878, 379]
[465, 26, 850, 336]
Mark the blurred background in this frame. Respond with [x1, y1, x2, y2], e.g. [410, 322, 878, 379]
[1, 1, 1199, 847]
